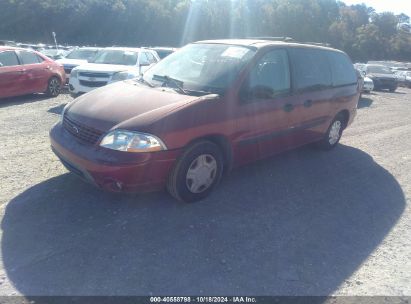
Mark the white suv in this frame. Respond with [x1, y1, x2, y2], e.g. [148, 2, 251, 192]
[69, 47, 159, 95]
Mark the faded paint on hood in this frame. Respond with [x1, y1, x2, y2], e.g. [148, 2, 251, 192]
[66, 81, 201, 132]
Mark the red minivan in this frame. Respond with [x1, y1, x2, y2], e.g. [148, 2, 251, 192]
[50, 39, 359, 202]
[0, 46, 66, 99]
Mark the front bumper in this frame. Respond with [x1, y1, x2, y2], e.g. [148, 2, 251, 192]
[69, 77, 100, 94]
[50, 122, 182, 193]
[362, 82, 374, 92]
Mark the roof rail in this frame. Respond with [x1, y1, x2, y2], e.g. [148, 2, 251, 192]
[300, 41, 331, 47]
[246, 36, 295, 42]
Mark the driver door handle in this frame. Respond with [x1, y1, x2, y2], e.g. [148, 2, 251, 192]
[304, 99, 313, 107]
[283, 103, 294, 112]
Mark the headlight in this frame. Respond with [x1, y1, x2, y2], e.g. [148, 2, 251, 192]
[100, 130, 167, 152]
[70, 69, 79, 78]
[111, 71, 132, 82]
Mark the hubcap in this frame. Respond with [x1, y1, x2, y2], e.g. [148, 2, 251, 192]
[186, 154, 217, 194]
[329, 120, 342, 145]
[49, 79, 60, 95]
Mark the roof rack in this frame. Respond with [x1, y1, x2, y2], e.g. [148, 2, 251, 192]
[302, 41, 331, 47]
[246, 36, 295, 42]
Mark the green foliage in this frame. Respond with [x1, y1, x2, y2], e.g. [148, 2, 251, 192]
[0, 0, 410, 61]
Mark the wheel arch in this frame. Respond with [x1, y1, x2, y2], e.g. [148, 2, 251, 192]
[187, 134, 233, 174]
[336, 109, 350, 129]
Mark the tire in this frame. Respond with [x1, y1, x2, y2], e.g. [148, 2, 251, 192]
[45, 76, 61, 97]
[167, 140, 224, 203]
[316, 115, 345, 150]
[389, 87, 396, 92]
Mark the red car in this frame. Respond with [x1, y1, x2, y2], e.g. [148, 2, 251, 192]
[0, 46, 65, 99]
[50, 39, 359, 202]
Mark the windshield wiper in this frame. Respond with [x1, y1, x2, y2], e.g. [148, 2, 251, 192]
[152, 74, 187, 95]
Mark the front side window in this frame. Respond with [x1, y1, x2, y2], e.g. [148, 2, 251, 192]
[289, 48, 332, 91]
[90, 50, 138, 66]
[19, 51, 40, 64]
[139, 52, 150, 65]
[243, 49, 290, 99]
[143, 43, 256, 94]
[0, 51, 19, 67]
[146, 52, 157, 63]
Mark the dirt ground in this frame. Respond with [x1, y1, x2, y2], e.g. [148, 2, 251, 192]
[0, 88, 410, 296]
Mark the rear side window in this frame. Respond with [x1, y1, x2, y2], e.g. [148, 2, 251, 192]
[289, 48, 332, 91]
[0, 51, 19, 67]
[328, 52, 357, 86]
[19, 51, 40, 64]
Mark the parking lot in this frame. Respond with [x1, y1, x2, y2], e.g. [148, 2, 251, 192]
[0, 89, 410, 296]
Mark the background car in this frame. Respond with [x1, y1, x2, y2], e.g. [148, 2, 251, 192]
[364, 64, 397, 92]
[362, 76, 374, 93]
[56, 47, 101, 82]
[68, 47, 159, 95]
[40, 48, 68, 60]
[148, 47, 177, 59]
[0, 46, 66, 99]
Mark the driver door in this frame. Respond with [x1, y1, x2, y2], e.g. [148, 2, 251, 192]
[234, 49, 296, 164]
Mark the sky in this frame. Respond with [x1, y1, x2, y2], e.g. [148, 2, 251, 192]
[342, 0, 411, 18]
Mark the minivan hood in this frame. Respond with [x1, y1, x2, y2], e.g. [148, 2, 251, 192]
[74, 63, 137, 74]
[56, 58, 88, 66]
[66, 81, 200, 132]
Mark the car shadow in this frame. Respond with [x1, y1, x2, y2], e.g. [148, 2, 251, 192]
[0, 94, 52, 108]
[1, 145, 405, 296]
[48, 103, 66, 115]
[357, 97, 373, 109]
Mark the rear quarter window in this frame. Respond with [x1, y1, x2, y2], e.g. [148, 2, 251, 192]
[289, 48, 332, 91]
[327, 51, 357, 86]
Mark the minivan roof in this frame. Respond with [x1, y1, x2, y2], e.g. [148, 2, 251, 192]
[195, 39, 343, 53]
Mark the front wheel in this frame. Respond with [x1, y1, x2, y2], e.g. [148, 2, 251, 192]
[316, 116, 345, 150]
[45, 77, 61, 97]
[167, 141, 224, 203]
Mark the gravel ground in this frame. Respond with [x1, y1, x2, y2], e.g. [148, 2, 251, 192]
[0, 89, 410, 296]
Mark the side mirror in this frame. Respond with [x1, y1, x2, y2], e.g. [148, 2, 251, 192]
[139, 62, 150, 67]
[362, 71, 366, 76]
[0, 63, 3, 67]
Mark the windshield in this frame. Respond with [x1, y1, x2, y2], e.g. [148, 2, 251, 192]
[42, 49, 59, 56]
[66, 49, 98, 60]
[367, 65, 393, 74]
[89, 50, 138, 65]
[143, 43, 256, 94]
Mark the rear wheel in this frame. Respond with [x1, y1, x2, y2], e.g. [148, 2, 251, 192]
[316, 115, 345, 150]
[45, 77, 61, 97]
[389, 86, 397, 92]
[167, 140, 224, 203]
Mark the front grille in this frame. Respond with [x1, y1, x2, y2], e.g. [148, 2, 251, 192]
[63, 115, 104, 145]
[79, 80, 107, 87]
[79, 72, 110, 78]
